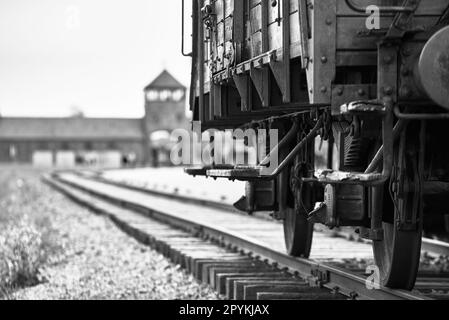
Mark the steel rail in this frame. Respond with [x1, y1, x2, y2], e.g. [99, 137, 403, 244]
[86, 174, 237, 214]
[48, 172, 431, 300]
[79, 171, 449, 258]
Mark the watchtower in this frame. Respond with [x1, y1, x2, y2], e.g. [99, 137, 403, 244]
[142, 70, 187, 164]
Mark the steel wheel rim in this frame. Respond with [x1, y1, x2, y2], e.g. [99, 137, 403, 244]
[284, 206, 314, 258]
[373, 123, 423, 290]
[373, 221, 422, 290]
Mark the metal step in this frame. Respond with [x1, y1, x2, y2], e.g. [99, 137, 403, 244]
[184, 165, 234, 177]
[207, 167, 266, 180]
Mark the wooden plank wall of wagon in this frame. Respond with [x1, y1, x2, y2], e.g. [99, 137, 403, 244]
[244, 0, 302, 60]
[204, 0, 303, 76]
[202, 0, 448, 72]
[212, 0, 235, 72]
[199, 0, 449, 91]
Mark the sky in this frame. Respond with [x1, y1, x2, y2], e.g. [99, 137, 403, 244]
[0, 0, 192, 118]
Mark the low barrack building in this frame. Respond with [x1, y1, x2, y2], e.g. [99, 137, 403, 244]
[0, 70, 187, 167]
[0, 117, 145, 167]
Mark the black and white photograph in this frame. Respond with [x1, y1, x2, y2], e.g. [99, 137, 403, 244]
[1, 0, 449, 306]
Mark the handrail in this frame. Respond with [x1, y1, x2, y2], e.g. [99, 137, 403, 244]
[345, 0, 416, 14]
[259, 121, 299, 167]
[394, 106, 449, 120]
[267, 119, 322, 178]
[181, 0, 192, 57]
[251, 118, 323, 179]
[365, 119, 407, 174]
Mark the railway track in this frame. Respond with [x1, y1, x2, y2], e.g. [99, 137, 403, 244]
[44, 171, 449, 300]
[86, 169, 449, 257]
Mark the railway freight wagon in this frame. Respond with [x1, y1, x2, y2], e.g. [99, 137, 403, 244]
[182, 0, 449, 290]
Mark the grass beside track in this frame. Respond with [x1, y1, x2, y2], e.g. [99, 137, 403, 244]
[0, 166, 61, 298]
[0, 166, 221, 300]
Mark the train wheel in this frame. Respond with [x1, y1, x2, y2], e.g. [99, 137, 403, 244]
[373, 125, 423, 290]
[284, 206, 314, 258]
[283, 164, 314, 258]
[373, 221, 422, 290]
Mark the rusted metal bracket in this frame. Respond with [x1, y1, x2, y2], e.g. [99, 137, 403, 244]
[386, 0, 421, 39]
[269, 0, 291, 104]
[305, 0, 336, 104]
[269, 52, 291, 104]
[249, 0, 270, 108]
[331, 84, 378, 116]
[233, 75, 250, 112]
[340, 100, 386, 116]
[439, 4, 449, 25]
[250, 65, 270, 108]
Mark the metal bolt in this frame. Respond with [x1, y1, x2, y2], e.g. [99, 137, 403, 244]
[401, 68, 410, 76]
[400, 86, 412, 98]
[336, 87, 344, 96]
[383, 86, 394, 95]
[321, 56, 328, 63]
[325, 18, 332, 25]
[402, 48, 411, 57]
[383, 55, 393, 64]
[320, 86, 327, 93]
[357, 89, 365, 96]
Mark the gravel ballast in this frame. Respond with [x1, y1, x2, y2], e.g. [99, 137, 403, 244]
[0, 166, 220, 300]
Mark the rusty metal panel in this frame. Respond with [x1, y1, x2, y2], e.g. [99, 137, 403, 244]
[269, 0, 291, 103]
[306, 0, 337, 104]
[378, 43, 399, 103]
